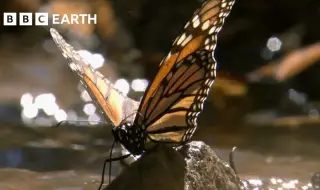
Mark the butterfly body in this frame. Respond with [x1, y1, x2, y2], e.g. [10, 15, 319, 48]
[112, 122, 147, 155]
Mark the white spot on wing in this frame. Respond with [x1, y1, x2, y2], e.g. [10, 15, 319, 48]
[209, 26, 216, 34]
[181, 35, 193, 47]
[192, 15, 200, 28]
[177, 33, 186, 45]
[184, 21, 190, 29]
[192, 15, 199, 22]
[205, 38, 210, 45]
[201, 20, 210, 31]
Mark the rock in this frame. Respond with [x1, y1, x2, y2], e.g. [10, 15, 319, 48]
[104, 141, 243, 190]
[311, 172, 320, 190]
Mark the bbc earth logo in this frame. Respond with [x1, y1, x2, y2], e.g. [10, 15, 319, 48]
[3, 12, 97, 26]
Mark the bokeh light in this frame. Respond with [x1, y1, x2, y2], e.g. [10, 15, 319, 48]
[34, 93, 56, 109]
[22, 104, 39, 119]
[288, 89, 306, 105]
[32, 93, 60, 116]
[131, 79, 149, 92]
[88, 113, 101, 125]
[20, 93, 33, 108]
[81, 90, 92, 102]
[77, 50, 91, 65]
[78, 50, 105, 70]
[54, 109, 67, 122]
[115, 78, 130, 95]
[67, 110, 78, 121]
[43, 102, 60, 116]
[83, 103, 96, 115]
[90, 54, 105, 70]
[267, 36, 282, 52]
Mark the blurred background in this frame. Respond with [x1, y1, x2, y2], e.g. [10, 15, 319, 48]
[0, 0, 319, 189]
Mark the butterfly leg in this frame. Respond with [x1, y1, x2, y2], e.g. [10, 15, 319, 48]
[97, 153, 132, 190]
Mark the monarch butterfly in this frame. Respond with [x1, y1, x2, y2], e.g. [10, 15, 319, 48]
[51, 0, 235, 188]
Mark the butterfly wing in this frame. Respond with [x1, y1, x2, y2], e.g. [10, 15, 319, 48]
[134, 0, 235, 143]
[50, 28, 139, 126]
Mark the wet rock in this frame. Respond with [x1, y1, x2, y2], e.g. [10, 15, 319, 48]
[104, 141, 243, 190]
[311, 172, 320, 190]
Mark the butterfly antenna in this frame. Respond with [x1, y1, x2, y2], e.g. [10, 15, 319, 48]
[118, 111, 143, 126]
[56, 120, 64, 128]
[229, 146, 237, 174]
[136, 112, 143, 118]
[55, 120, 107, 128]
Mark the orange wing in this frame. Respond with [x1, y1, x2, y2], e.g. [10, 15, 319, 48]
[50, 28, 139, 126]
[134, 0, 235, 143]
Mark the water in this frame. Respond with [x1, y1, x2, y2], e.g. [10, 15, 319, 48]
[0, 124, 319, 190]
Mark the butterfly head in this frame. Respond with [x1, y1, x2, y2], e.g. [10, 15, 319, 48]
[112, 123, 146, 155]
